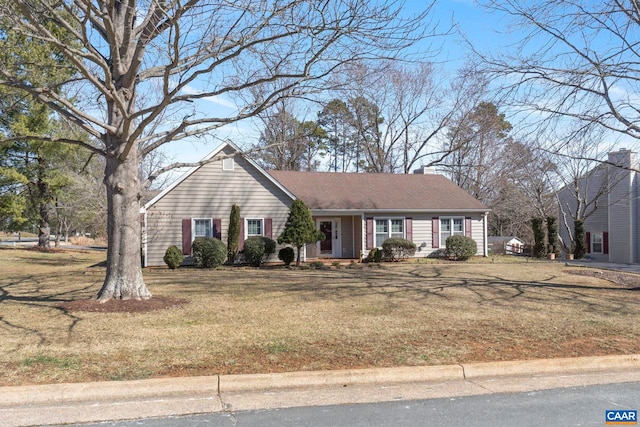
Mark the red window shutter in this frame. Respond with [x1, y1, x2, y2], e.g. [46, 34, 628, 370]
[366, 218, 374, 249]
[465, 217, 472, 238]
[603, 232, 609, 254]
[432, 217, 439, 248]
[405, 218, 413, 241]
[265, 218, 273, 238]
[586, 232, 591, 253]
[213, 218, 222, 240]
[182, 219, 192, 255]
[239, 218, 244, 251]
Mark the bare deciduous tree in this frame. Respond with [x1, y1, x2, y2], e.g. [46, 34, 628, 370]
[0, 0, 437, 301]
[478, 0, 640, 150]
[320, 60, 490, 173]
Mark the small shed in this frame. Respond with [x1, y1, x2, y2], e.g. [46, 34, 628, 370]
[488, 236, 526, 255]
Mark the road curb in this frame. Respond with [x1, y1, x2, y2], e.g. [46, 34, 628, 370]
[0, 376, 219, 407]
[461, 354, 640, 379]
[1, 355, 640, 426]
[1, 355, 639, 406]
[218, 364, 464, 392]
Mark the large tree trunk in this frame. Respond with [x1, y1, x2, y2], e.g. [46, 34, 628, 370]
[97, 153, 151, 302]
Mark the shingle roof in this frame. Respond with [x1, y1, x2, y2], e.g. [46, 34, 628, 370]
[268, 170, 488, 211]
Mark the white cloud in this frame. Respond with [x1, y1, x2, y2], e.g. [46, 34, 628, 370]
[180, 84, 237, 110]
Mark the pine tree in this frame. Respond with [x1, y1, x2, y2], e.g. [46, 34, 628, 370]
[278, 199, 324, 266]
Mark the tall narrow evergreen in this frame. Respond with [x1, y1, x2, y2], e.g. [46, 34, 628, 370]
[227, 204, 241, 264]
[278, 199, 324, 266]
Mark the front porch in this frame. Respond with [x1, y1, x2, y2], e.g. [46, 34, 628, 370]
[305, 215, 363, 260]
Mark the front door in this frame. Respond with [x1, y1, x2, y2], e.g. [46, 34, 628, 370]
[318, 218, 341, 258]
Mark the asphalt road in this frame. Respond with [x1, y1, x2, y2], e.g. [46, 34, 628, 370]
[60, 381, 640, 427]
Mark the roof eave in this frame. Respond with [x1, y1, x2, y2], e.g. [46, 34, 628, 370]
[310, 208, 491, 215]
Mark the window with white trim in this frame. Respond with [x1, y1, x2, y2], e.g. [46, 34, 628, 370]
[194, 218, 212, 238]
[440, 217, 464, 247]
[592, 232, 603, 253]
[246, 218, 264, 237]
[375, 218, 405, 247]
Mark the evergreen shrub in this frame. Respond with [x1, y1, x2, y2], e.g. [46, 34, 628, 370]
[192, 237, 226, 268]
[163, 245, 183, 269]
[381, 238, 417, 261]
[445, 235, 477, 260]
[365, 247, 382, 263]
[278, 247, 295, 266]
[243, 236, 276, 267]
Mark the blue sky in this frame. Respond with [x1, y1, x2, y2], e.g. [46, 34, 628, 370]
[162, 0, 507, 167]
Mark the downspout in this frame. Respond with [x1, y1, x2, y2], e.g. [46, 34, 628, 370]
[483, 211, 489, 257]
[141, 208, 148, 267]
[361, 212, 365, 261]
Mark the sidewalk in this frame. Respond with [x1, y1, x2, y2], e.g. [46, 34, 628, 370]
[564, 260, 640, 274]
[1, 354, 640, 427]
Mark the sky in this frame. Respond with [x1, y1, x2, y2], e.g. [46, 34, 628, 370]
[157, 0, 640, 175]
[159, 0, 503, 168]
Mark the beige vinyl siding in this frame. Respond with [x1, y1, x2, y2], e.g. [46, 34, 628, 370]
[145, 146, 293, 266]
[359, 213, 486, 259]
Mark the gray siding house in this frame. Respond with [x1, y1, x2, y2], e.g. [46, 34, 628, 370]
[557, 149, 639, 263]
[142, 142, 490, 267]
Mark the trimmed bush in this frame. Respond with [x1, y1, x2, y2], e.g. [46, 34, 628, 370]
[243, 236, 276, 267]
[192, 237, 226, 268]
[445, 235, 477, 261]
[278, 247, 295, 266]
[531, 217, 547, 258]
[546, 216, 560, 257]
[365, 247, 382, 263]
[381, 238, 417, 261]
[163, 245, 183, 269]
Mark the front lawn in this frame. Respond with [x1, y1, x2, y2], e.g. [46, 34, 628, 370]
[1, 247, 639, 386]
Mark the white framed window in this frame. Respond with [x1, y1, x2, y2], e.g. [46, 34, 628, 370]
[375, 218, 405, 247]
[246, 218, 264, 237]
[440, 217, 464, 247]
[222, 157, 234, 170]
[592, 232, 603, 253]
[194, 218, 212, 238]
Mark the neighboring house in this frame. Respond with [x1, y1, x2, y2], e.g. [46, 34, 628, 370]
[142, 142, 490, 266]
[556, 149, 638, 263]
[488, 236, 526, 255]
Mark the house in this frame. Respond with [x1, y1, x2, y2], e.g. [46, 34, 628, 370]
[556, 148, 638, 263]
[142, 142, 490, 266]
[487, 236, 526, 255]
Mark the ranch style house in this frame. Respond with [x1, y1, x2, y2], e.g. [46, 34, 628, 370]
[142, 142, 490, 266]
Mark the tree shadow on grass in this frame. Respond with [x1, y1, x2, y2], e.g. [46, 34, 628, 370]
[154, 263, 640, 317]
[0, 272, 99, 345]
